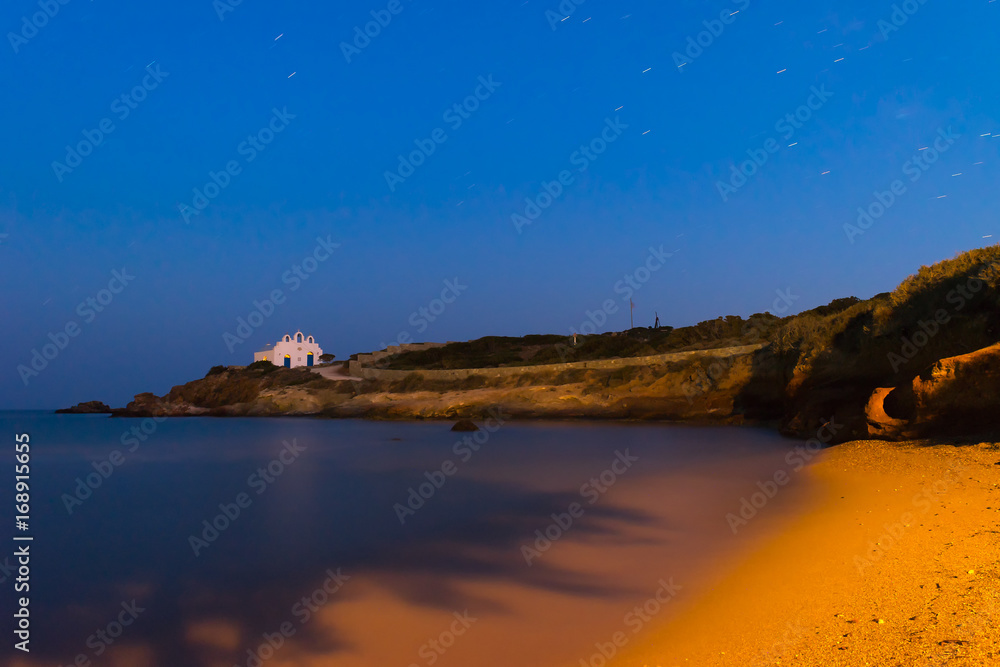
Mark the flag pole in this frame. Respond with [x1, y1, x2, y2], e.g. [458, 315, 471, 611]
[630, 299, 634, 329]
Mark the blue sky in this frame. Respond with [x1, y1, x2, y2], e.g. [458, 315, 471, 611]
[1, 0, 998, 408]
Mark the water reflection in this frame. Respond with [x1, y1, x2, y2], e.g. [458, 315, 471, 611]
[1, 414, 803, 667]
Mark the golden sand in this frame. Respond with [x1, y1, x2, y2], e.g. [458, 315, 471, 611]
[616, 440, 1000, 667]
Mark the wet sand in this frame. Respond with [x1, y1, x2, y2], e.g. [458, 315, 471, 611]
[617, 439, 1000, 666]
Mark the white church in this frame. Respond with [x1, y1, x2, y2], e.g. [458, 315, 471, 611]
[254, 331, 324, 368]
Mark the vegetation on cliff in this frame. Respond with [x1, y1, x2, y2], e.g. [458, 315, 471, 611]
[119, 363, 358, 416]
[759, 244, 1000, 438]
[384, 314, 784, 370]
[99, 244, 1000, 440]
[55, 400, 112, 414]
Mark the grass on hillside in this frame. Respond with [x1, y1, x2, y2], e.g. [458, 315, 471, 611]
[382, 314, 785, 371]
[769, 244, 1000, 384]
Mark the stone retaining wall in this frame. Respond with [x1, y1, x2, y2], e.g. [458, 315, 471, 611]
[347, 342, 449, 377]
[348, 344, 764, 381]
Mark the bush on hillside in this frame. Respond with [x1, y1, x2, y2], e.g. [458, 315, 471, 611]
[874, 244, 1000, 334]
[246, 360, 279, 374]
[766, 245, 1000, 392]
[381, 315, 783, 371]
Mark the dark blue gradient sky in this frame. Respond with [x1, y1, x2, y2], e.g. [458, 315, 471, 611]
[1, 0, 998, 408]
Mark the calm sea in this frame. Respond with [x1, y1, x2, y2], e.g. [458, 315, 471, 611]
[0, 412, 811, 667]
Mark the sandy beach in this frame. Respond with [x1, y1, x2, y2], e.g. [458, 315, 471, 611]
[617, 439, 1000, 667]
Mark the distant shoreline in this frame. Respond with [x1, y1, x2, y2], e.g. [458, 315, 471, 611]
[54, 245, 1000, 444]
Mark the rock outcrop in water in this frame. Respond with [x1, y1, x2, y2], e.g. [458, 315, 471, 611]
[55, 400, 112, 414]
[451, 419, 480, 432]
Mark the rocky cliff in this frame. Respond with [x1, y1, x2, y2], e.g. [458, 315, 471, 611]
[80, 245, 1000, 441]
[111, 349, 772, 424]
[866, 342, 1000, 439]
[761, 244, 1000, 440]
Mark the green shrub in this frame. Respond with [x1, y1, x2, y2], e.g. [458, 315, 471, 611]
[875, 244, 1000, 333]
[246, 360, 278, 373]
[270, 368, 319, 387]
[378, 318, 784, 372]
